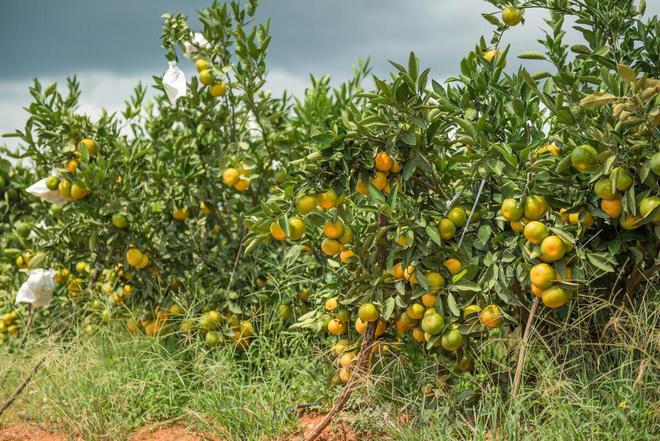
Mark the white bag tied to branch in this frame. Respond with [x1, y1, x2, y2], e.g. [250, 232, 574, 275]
[15, 269, 57, 308]
[163, 61, 187, 105]
[183, 32, 211, 60]
[26, 178, 68, 205]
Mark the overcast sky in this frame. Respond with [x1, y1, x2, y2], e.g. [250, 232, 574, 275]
[1, 0, 657, 150]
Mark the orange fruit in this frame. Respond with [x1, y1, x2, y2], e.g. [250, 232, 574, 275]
[613, 167, 633, 191]
[65, 159, 79, 173]
[295, 195, 316, 214]
[441, 328, 464, 351]
[483, 49, 505, 66]
[323, 220, 345, 239]
[501, 198, 523, 221]
[209, 82, 227, 97]
[601, 196, 622, 219]
[195, 59, 209, 73]
[375, 319, 387, 337]
[370, 172, 388, 191]
[317, 188, 338, 209]
[541, 286, 569, 308]
[539, 235, 566, 263]
[321, 238, 341, 256]
[443, 258, 462, 276]
[447, 207, 467, 226]
[570, 144, 598, 171]
[426, 272, 445, 290]
[355, 179, 369, 195]
[391, 263, 405, 279]
[406, 303, 425, 320]
[594, 178, 617, 200]
[530, 263, 556, 289]
[421, 292, 437, 308]
[568, 210, 595, 227]
[339, 249, 355, 264]
[438, 219, 456, 240]
[375, 151, 394, 172]
[523, 221, 549, 244]
[502, 6, 522, 26]
[222, 168, 239, 186]
[354, 317, 367, 334]
[338, 367, 352, 384]
[234, 177, 250, 192]
[288, 217, 306, 240]
[338, 227, 353, 245]
[391, 161, 401, 173]
[358, 303, 380, 322]
[325, 297, 339, 311]
[511, 220, 525, 233]
[523, 195, 548, 220]
[421, 312, 445, 335]
[199, 69, 213, 85]
[403, 265, 417, 284]
[639, 196, 660, 223]
[70, 183, 89, 200]
[479, 305, 503, 328]
[327, 319, 347, 335]
[339, 351, 356, 368]
[411, 327, 425, 342]
[531, 283, 545, 298]
[619, 215, 642, 230]
[172, 207, 189, 221]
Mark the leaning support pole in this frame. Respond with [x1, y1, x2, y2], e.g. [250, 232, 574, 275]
[512, 296, 540, 398]
[303, 320, 377, 441]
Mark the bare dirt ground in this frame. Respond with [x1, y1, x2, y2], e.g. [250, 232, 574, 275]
[0, 414, 365, 441]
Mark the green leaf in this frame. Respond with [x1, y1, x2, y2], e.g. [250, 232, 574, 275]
[587, 252, 615, 273]
[447, 292, 460, 316]
[518, 51, 546, 60]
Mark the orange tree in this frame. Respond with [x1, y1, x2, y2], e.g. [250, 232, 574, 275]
[244, 0, 659, 417]
[1, 0, 305, 345]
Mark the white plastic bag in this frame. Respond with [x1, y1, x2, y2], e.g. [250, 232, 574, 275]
[163, 61, 187, 104]
[15, 269, 57, 308]
[26, 178, 68, 205]
[183, 32, 211, 60]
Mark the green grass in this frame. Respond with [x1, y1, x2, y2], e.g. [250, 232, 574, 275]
[1, 292, 658, 440]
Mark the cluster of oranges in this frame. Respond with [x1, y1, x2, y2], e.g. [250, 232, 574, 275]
[0, 310, 20, 345]
[44, 138, 98, 202]
[356, 151, 401, 195]
[222, 166, 251, 192]
[194, 59, 227, 98]
[501, 195, 574, 308]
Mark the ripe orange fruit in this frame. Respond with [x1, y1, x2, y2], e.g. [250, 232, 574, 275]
[65, 159, 79, 173]
[339, 367, 352, 384]
[443, 258, 462, 276]
[234, 177, 250, 192]
[601, 196, 622, 219]
[438, 219, 456, 240]
[568, 210, 595, 227]
[594, 178, 617, 200]
[323, 220, 345, 239]
[317, 188, 338, 209]
[411, 327, 425, 342]
[209, 82, 227, 97]
[222, 168, 240, 186]
[79, 138, 99, 155]
[355, 179, 369, 195]
[426, 272, 445, 290]
[339, 249, 355, 263]
[295, 195, 316, 214]
[327, 319, 347, 335]
[570, 144, 598, 171]
[375, 151, 394, 172]
[510, 220, 525, 233]
[358, 303, 379, 322]
[441, 328, 464, 351]
[502, 6, 522, 26]
[531, 283, 545, 298]
[375, 319, 387, 337]
[354, 317, 367, 334]
[523, 221, 549, 244]
[421, 312, 445, 335]
[523, 195, 548, 221]
[501, 198, 523, 221]
[172, 207, 190, 221]
[325, 297, 338, 311]
[396, 232, 413, 247]
[530, 263, 556, 289]
[126, 248, 145, 267]
[391, 263, 405, 279]
[321, 238, 341, 256]
[447, 207, 467, 226]
[479, 305, 502, 328]
[339, 351, 356, 368]
[619, 215, 642, 230]
[58, 179, 72, 198]
[541, 286, 569, 308]
[70, 183, 89, 200]
[539, 235, 566, 263]
[406, 303, 425, 320]
[370, 172, 388, 191]
[421, 292, 437, 308]
[403, 265, 417, 284]
[391, 161, 401, 173]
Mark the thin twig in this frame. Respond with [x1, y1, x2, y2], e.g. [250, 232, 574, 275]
[0, 355, 46, 418]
